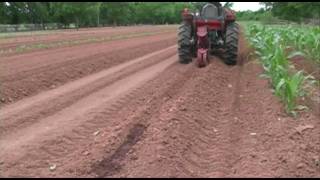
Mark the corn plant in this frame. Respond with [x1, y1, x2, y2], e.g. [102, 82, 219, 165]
[276, 71, 308, 116]
[248, 24, 320, 63]
[246, 24, 314, 116]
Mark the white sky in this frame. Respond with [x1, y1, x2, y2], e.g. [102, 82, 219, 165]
[222, 2, 265, 11]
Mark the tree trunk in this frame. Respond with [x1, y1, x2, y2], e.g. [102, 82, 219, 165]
[41, 20, 45, 30]
[97, 8, 100, 27]
[76, 18, 79, 31]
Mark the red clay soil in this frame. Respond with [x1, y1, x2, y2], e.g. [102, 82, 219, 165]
[0, 25, 171, 44]
[0, 31, 177, 105]
[0, 25, 176, 52]
[0, 27, 319, 178]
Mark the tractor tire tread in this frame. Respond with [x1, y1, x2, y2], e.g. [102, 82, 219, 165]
[177, 22, 192, 64]
[224, 23, 239, 65]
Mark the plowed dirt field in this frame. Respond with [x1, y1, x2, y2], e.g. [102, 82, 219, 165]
[0, 25, 319, 177]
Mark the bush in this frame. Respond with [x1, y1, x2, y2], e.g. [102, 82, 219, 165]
[260, 11, 279, 25]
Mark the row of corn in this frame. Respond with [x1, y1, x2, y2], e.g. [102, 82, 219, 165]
[274, 25, 320, 63]
[246, 24, 317, 116]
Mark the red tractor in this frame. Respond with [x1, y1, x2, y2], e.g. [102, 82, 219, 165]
[178, 2, 239, 67]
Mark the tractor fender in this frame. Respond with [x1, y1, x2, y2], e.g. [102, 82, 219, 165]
[224, 8, 236, 22]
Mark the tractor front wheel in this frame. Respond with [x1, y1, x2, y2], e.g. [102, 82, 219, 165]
[178, 22, 192, 64]
[224, 23, 239, 65]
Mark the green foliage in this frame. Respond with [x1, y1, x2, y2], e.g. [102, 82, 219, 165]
[2, 2, 320, 28]
[223, 2, 234, 9]
[2, 1, 318, 37]
[273, 26, 319, 63]
[239, 3, 320, 24]
[260, 11, 279, 25]
[260, 2, 320, 23]
[247, 24, 317, 116]
[236, 8, 267, 21]
[0, 2, 194, 27]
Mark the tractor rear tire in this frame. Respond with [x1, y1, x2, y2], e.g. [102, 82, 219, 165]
[178, 22, 192, 64]
[224, 23, 239, 65]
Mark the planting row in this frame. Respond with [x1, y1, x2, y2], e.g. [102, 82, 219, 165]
[246, 24, 317, 116]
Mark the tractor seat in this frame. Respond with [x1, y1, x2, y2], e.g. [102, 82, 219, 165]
[201, 3, 222, 19]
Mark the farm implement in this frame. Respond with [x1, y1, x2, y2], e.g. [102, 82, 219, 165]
[178, 2, 239, 67]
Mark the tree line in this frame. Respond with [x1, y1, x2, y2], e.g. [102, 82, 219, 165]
[263, 2, 320, 22]
[238, 2, 320, 23]
[1, 2, 319, 28]
[0, 2, 196, 28]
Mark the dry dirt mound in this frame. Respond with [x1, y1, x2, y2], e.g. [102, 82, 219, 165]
[0, 27, 319, 178]
[0, 31, 177, 105]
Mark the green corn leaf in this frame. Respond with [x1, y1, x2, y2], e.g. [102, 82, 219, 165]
[275, 78, 285, 97]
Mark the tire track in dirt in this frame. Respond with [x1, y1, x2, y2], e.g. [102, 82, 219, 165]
[0, 30, 175, 57]
[1, 29, 319, 178]
[219, 29, 254, 177]
[0, 33, 176, 77]
[0, 46, 177, 136]
[90, 63, 196, 178]
[40, 63, 193, 177]
[87, 30, 319, 178]
[85, 57, 239, 178]
[166, 60, 239, 178]
[94, 31, 246, 177]
[92, 123, 147, 177]
[0, 49, 179, 177]
[0, 46, 177, 149]
[0, 25, 176, 50]
[0, 33, 176, 105]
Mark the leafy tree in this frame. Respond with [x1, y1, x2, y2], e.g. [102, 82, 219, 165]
[260, 2, 320, 23]
[223, 2, 234, 9]
[0, 2, 8, 24]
